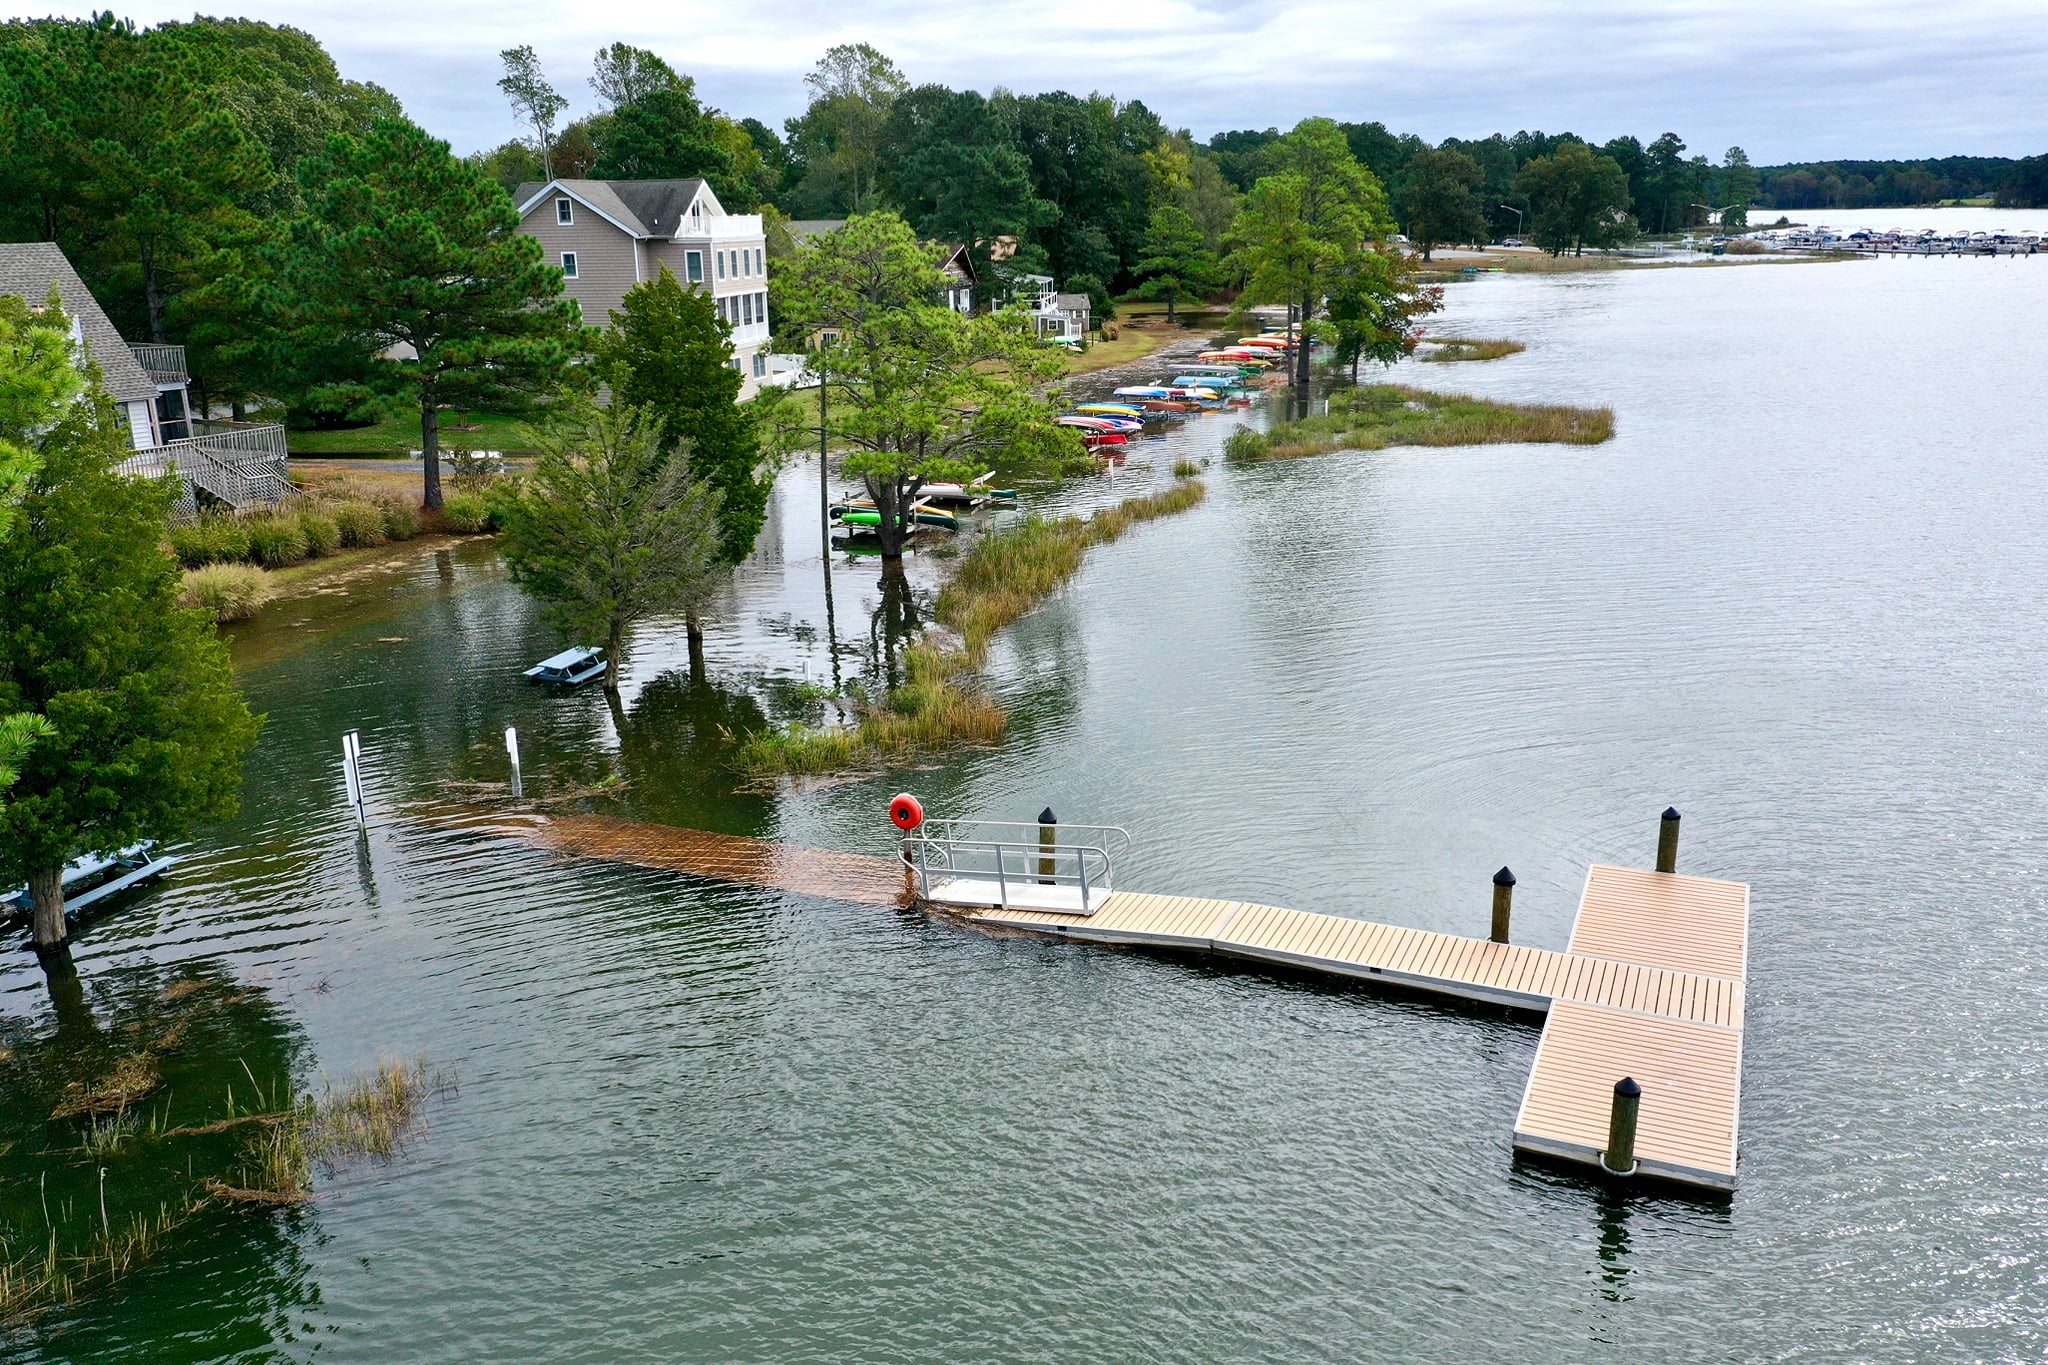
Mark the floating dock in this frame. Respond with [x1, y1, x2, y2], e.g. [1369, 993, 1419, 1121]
[520, 809, 1749, 1194]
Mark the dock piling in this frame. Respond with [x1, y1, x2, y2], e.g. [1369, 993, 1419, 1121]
[1601, 1077, 1642, 1176]
[1656, 807, 1681, 874]
[506, 726, 523, 799]
[1490, 866, 1515, 944]
[341, 730, 368, 830]
[1039, 808, 1057, 884]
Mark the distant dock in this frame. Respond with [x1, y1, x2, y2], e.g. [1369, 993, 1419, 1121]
[514, 807, 1750, 1194]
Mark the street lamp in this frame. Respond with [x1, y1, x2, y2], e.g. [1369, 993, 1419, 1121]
[1498, 204, 1524, 242]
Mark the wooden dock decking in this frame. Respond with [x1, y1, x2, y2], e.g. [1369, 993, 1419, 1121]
[519, 811, 1749, 1193]
[943, 863, 1750, 1191]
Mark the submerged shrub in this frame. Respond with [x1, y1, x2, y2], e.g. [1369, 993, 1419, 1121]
[297, 508, 341, 556]
[378, 496, 420, 540]
[440, 492, 495, 533]
[179, 564, 274, 622]
[330, 500, 387, 548]
[241, 514, 310, 568]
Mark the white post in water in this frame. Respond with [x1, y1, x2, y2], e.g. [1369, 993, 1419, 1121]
[341, 730, 368, 829]
[505, 726, 523, 798]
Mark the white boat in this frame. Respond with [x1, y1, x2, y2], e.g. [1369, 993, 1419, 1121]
[4, 842, 175, 918]
[524, 646, 609, 686]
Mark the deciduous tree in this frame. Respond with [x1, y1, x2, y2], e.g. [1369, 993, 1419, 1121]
[766, 212, 1078, 571]
[1515, 141, 1633, 256]
[1399, 146, 1488, 261]
[498, 400, 725, 698]
[1233, 117, 1395, 392]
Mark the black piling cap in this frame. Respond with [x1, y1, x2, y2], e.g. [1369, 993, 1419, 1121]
[1614, 1077, 1642, 1099]
[1039, 807, 1057, 825]
[1494, 866, 1516, 887]
[1662, 806, 1681, 822]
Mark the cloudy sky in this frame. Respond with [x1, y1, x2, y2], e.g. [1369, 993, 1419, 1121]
[24, 0, 2048, 161]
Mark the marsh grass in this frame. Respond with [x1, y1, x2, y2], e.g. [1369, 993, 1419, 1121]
[737, 480, 1208, 776]
[178, 563, 275, 623]
[1422, 338, 1526, 363]
[3, 1059, 444, 1328]
[1227, 384, 1613, 463]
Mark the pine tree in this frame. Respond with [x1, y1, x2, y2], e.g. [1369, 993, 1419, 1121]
[0, 384, 260, 964]
[1131, 205, 1220, 321]
[274, 118, 585, 508]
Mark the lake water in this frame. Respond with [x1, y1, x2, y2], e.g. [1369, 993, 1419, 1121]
[5, 238, 2046, 1360]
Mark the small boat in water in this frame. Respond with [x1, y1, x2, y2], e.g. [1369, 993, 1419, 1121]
[831, 500, 961, 530]
[524, 646, 609, 687]
[4, 841, 175, 921]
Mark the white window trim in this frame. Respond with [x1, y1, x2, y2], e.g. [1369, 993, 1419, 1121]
[561, 251, 578, 279]
[685, 250, 703, 284]
[556, 196, 573, 225]
[717, 251, 726, 280]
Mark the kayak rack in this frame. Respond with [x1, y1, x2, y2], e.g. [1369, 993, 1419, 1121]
[903, 819, 1131, 915]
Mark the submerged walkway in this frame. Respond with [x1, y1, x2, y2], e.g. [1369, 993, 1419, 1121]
[516, 811, 1748, 1193]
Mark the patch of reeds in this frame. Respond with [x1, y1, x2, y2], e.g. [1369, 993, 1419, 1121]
[736, 479, 1207, 777]
[1226, 384, 1613, 463]
[1422, 337, 1527, 363]
[2, 1059, 444, 1329]
[1171, 457, 1203, 478]
[178, 563, 275, 623]
[49, 1053, 162, 1121]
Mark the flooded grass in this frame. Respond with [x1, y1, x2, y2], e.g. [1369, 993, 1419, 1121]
[736, 479, 1208, 777]
[1226, 384, 1613, 462]
[3, 1053, 444, 1330]
[1422, 338, 1527, 363]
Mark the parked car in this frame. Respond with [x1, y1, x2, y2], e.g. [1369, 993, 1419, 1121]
[1502, 237, 1526, 248]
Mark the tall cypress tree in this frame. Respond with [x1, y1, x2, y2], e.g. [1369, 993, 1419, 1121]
[594, 266, 766, 672]
[274, 118, 585, 508]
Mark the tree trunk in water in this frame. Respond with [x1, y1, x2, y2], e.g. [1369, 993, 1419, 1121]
[1296, 292, 1314, 393]
[420, 381, 444, 510]
[604, 620, 624, 701]
[867, 474, 908, 574]
[1165, 285, 1176, 323]
[686, 610, 706, 682]
[29, 865, 66, 952]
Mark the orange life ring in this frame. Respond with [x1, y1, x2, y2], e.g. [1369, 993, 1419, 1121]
[889, 793, 924, 832]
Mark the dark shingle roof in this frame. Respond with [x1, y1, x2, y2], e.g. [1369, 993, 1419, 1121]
[0, 242, 155, 400]
[516, 179, 711, 238]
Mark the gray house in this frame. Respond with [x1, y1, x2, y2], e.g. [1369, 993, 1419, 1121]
[0, 241, 290, 514]
[514, 178, 772, 397]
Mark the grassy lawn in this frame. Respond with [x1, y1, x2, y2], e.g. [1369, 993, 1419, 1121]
[1063, 325, 1176, 375]
[285, 409, 541, 458]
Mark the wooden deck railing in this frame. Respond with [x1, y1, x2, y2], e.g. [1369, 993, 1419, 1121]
[115, 421, 295, 515]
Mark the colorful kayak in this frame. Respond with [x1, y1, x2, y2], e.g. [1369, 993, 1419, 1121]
[830, 501, 960, 531]
[1075, 403, 1147, 419]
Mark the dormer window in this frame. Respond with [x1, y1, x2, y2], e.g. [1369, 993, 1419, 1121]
[556, 197, 574, 225]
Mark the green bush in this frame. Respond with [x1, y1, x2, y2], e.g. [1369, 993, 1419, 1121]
[242, 514, 310, 568]
[378, 496, 420, 540]
[440, 492, 495, 533]
[297, 508, 341, 556]
[178, 563, 274, 622]
[330, 500, 387, 548]
[167, 517, 252, 568]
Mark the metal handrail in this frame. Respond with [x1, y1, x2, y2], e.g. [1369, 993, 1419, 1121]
[900, 821, 1127, 914]
[914, 818, 1132, 863]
